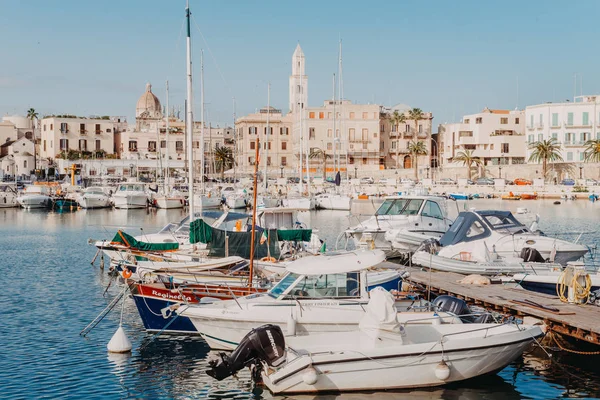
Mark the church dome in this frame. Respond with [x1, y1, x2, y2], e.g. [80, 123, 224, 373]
[136, 83, 162, 119]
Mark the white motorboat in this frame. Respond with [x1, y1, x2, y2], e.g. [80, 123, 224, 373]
[155, 189, 186, 209]
[0, 183, 18, 208]
[281, 196, 315, 210]
[17, 185, 53, 209]
[221, 187, 248, 209]
[77, 186, 112, 209]
[177, 250, 463, 351]
[315, 193, 351, 211]
[194, 191, 223, 209]
[207, 288, 542, 394]
[344, 196, 451, 256]
[513, 264, 600, 297]
[412, 210, 588, 275]
[255, 195, 280, 209]
[111, 182, 151, 209]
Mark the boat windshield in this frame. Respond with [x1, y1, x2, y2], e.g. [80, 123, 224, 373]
[280, 273, 361, 299]
[481, 213, 529, 234]
[158, 223, 180, 234]
[268, 273, 300, 298]
[376, 199, 424, 216]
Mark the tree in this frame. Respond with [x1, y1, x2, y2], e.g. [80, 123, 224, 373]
[214, 144, 235, 180]
[528, 138, 563, 180]
[389, 111, 406, 168]
[309, 148, 332, 180]
[584, 139, 600, 163]
[407, 108, 425, 138]
[453, 149, 483, 180]
[407, 140, 428, 180]
[26, 108, 38, 172]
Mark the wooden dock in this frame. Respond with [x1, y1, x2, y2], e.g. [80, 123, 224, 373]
[405, 268, 600, 346]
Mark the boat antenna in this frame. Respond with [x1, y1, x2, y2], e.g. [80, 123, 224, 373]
[264, 82, 270, 191]
[165, 80, 170, 191]
[248, 137, 260, 287]
[185, 0, 195, 222]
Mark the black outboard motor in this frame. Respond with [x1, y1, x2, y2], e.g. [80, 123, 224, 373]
[206, 324, 286, 381]
[432, 295, 492, 323]
[520, 247, 546, 263]
[417, 238, 440, 254]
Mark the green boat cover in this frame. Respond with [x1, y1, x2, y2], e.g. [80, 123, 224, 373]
[111, 230, 179, 251]
[189, 219, 280, 259]
[277, 229, 312, 242]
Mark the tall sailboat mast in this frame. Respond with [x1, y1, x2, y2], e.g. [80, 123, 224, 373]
[200, 49, 205, 194]
[165, 80, 170, 190]
[302, 54, 310, 195]
[185, 0, 195, 221]
[263, 82, 270, 191]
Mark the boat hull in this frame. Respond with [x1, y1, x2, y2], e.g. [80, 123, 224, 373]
[78, 195, 111, 209]
[155, 197, 185, 209]
[112, 194, 148, 209]
[17, 195, 53, 209]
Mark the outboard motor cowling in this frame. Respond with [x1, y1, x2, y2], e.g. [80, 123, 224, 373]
[206, 324, 286, 381]
[520, 247, 546, 263]
[432, 295, 472, 323]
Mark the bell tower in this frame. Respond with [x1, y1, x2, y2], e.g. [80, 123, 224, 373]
[289, 44, 308, 114]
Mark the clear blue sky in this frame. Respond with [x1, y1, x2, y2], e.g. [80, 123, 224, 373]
[1, 0, 599, 126]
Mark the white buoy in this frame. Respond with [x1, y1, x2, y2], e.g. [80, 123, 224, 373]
[107, 326, 132, 353]
[435, 360, 451, 380]
[302, 366, 319, 385]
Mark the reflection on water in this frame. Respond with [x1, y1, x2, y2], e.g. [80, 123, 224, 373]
[0, 202, 599, 399]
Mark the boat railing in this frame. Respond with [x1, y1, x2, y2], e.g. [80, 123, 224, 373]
[438, 320, 519, 341]
[400, 311, 496, 326]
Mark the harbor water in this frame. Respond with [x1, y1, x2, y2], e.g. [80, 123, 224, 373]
[2, 199, 600, 399]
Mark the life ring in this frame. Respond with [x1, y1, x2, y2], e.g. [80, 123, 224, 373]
[260, 256, 277, 263]
[122, 268, 133, 279]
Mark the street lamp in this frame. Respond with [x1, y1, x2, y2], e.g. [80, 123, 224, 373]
[280, 165, 284, 178]
[426, 166, 430, 179]
[354, 166, 358, 179]
[579, 164, 584, 179]
[499, 165, 502, 179]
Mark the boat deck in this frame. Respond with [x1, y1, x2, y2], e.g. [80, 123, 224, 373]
[404, 268, 600, 346]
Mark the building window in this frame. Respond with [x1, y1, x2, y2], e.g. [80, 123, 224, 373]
[580, 152, 585, 161]
[362, 128, 368, 141]
[500, 118, 508, 124]
[96, 140, 101, 151]
[263, 142, 271, 150]
[349, 128, 356, 141]
[530, 115, 534, 128]
[327, 142, 332, 150]
[264, 127, 273, 135]
[501, 143, 509, 153]
[418, 125, 423, 133]
[512, 157, 525, 164]
[567, 152, 573, 161]
[78, 139, 86, 151]
[106, 128, 111, 133]
[327, 112, 332, 118]
[95, 124, 101, 134]
[43, 140, 46, 152]
[309, 127, 315, 139]
[405, 124, 410, 132]
[349, 112, 355, 119]
[459, 131, 473, 137]
[281, 142, 287, 150]
[43, 124, 46, 132]
[475, 117, 482, 124]
[551, 132, 558, 141]
[249, 126, 257, 135]
[309, 112, 315, 119]
[464, 119, 470, 124]
[24, 160, 27, 168]
[327, 129, 332, 138]
[319, 112, 324, 119]
[538, 134, 543, 142]
[464, 144, 476, 150]
[281, 156, 287, 166]
[515, 117, 520, 124]
[551, 113, 559, 127]
[391, 141, 397, 149]
[128, 141, 137, 152]
[176, 141, 183, 152]
[60, 122, 68, 133]
[362, 112, 368, 119]
[148, 141, 156, 152]
[583, 112, 589, 126]
[160, 140, 166, 148]
[250, 141, 255, 150]
[80, 123, 86, 134]
[567, 112, 574, 126]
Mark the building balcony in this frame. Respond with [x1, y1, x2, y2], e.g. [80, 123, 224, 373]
[563, 141, 586, 147]
[79, 130, 87, 135]
[60, 129, 69, 134]
[536, 123, 544, 129]
[526, 125, 535, 130]
[391, 148, 410, 154]
[128, 148, 138, 152]
[95, 130, 102, 135]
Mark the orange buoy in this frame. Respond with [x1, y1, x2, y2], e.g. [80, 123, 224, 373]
[122, 268, 133, 279]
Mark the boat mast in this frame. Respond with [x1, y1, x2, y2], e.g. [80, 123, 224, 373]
[332, 73, 336, 173]
[248, 137, 260, 287]
[185, 0, 195, 221]
[165, 80, 170, 190]
[232, 97, 236, 182]
[200, 49, 205, 194]
[303, 49, 310, 195]
[338, 38, 348, 181]
[263, 82, 270, 191]
[297, 100, 303, 193]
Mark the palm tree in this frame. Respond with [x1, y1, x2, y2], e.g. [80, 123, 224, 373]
[453, 149, 483, 180]
[26, 108, 38, 173]
[407, 140, 428, 181]
[584, 139, 600, 163]
[309, 148, 332, 180]
[214, 144, 235, 180]
[407, 108, 425, 139]
[528, 138, 563, 180]
[389, 111, 406, 168]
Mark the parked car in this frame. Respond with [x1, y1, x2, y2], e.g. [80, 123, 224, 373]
[360, 177, 374, 184]
[561, 178, 576, 186]
[437, 178, 456, 185]
[475, 177, 494, 185]
[504, 179, 515, 185]
[287, 177, 300, 184]
[585, 178, 598, 186]
[400, 178, 415, 185]
[378, 178, 396, 185]
[514, 178, 533, 185]
[466, 179, 475, 185]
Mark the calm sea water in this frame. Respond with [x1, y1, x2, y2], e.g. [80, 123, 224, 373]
[1, 199, 600, 399]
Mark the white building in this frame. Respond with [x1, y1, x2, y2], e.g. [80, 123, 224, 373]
[525, 95, 600, 163]
[0, 137, 35, 178]
[39, 115, 126, 159]
[439, 108, 526, 170]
